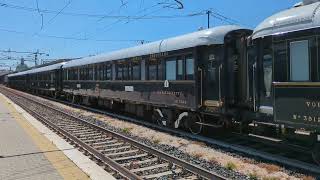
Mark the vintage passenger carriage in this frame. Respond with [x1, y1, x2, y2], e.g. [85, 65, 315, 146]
[61, 25, 252, 134]
[8, 62, 65, 96]
[251, 0, 320, 134]
[249, 0, 320, 161]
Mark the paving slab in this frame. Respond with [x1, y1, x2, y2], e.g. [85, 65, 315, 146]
[0, 96, 63, 180]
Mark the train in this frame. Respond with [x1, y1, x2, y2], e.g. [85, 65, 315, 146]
[6, 0, 320, 163]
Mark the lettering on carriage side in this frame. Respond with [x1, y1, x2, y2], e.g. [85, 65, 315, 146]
[292, 114, 320, 124]
[305, 101, 320, 109]
[175, 99, 187, 105]
[156, 91, 183, 96]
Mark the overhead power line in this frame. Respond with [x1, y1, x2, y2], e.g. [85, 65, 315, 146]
[0, 26, 148, 43]
[44, 0, 72, 27]
[161, 0, 184, 9]
[0, 2, 201, 20]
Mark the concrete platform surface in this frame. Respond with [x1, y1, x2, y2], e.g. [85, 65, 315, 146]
[0, 96, 64, 180]
[0, 93, 116, 180]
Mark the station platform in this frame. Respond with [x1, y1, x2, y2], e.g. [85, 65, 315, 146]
[0, 93, 115, 180]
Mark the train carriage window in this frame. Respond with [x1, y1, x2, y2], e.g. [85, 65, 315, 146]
[100, 65, 103, 80]
[83, 67, 87, 80]
[68, 69, 72, 80]
[141, 60, 146, 80]
[263, 53, 273, 98]
[186, 56, 195, 80]
[76, 68, 79, 80]
[158, 60, 163, 80]
[86, 67, 89, 80]
[290, 40, 310, 81]
[112, 64, 116, 80]
[94, 65, 98, 80]
[63, 70, 67, 80]
[82, 67, 86, 80]
[89, 66, 93, 80]
[177, 58, 184, 80]
[148, 59, 158, 80]
[96, 65, 99, 80]
[132, 61, 141, 80]
[127, 63, 131, 80]
[273, 42, 287, 82]
[166, 58, 176, 80]
[51, 72, 55, 82]
[123, 64, 128, 80]
[106, 64, 112, 80]
[103, 64, 106, 80]
[117, 63, 123, 80]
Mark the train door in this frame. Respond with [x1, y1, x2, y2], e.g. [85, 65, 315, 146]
[198, 45, 224, 108]
[55, 69, 62, 92]
[247, 43, 257, 111]
[254, 37, 273, 115]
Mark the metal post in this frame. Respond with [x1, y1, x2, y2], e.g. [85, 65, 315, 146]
[206, 10, 211, 28]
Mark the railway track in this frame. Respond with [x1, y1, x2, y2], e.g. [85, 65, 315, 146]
[35, 96, 320, 176]
[1, 87, 225, 180]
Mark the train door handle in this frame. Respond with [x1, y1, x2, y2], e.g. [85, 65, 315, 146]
[218, 64, 223, 101]
[198, 67, 203, 107]
[252, 62, 257, 111]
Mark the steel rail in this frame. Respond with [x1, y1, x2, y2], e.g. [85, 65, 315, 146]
[2, 87, 226, 180]
[39, 91, 320, 175]
[9, 92, 141, 180]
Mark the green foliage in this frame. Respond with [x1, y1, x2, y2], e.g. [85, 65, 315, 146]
[121, 127, 132, 134]
[225, 162, 237, 171]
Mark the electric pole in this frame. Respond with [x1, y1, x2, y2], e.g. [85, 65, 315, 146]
[35, 50, 39, 66]
[206, 10, 212, 29]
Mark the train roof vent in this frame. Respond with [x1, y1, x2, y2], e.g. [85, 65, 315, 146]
[294, 1, 320, 7]
[303, 0, 320, 5]
[293, 2, 303, 7]
[253, 1, 320, 39]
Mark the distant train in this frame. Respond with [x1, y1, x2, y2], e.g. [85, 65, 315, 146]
[7, 0, 320, 163]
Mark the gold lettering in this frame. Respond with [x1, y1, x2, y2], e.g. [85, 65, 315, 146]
[293, 114, 297, 120]
[312, 102, 317, 108]
[306, 102, 311, 107]
[309, 116, 313, 122]
[289, 113, 320, 124]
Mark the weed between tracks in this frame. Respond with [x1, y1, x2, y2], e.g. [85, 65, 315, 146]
[121, 127, 133, 134]
[225, 161, 237, 170]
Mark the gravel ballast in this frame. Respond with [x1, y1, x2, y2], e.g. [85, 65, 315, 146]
[13, 90, 316, 180]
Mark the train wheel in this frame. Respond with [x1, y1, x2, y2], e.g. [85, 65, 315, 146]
[188, 114, 203, 135]
[312, 143, 320, 165]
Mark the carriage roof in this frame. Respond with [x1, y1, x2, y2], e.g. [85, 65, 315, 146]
[253, 2, 320, 39]
[63, 25, 245, 69]
[8, 62, 66, 77]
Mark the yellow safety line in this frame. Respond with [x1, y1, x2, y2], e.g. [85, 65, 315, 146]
[0, 95, 90, 180]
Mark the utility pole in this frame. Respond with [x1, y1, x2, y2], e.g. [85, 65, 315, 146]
[34, 49, 39, 66]
[206, 10, 212, 29]
[0, 49, 48, 65]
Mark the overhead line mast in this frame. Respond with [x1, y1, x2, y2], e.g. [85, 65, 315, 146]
[0, 49, 49, 66]
[206, 10, 212, 28]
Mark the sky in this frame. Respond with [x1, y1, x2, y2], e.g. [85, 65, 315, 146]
[0, 0, 300, 70]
